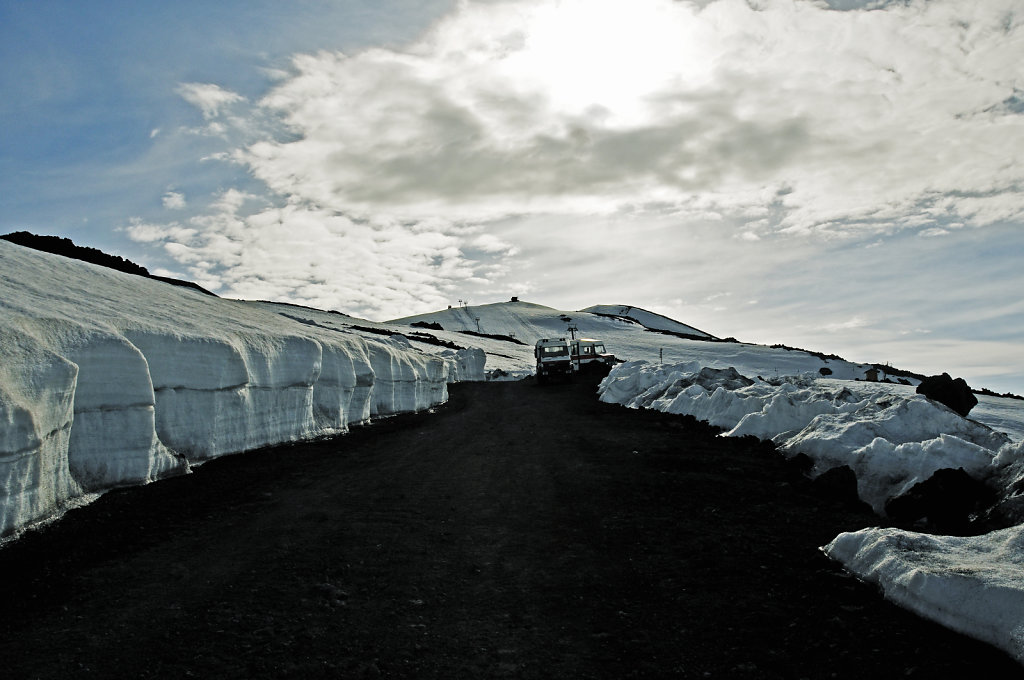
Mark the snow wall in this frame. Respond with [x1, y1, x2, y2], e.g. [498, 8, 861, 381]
[0, 241, 486, 537]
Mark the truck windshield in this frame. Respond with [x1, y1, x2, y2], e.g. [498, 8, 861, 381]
[542, 346, 568, 356]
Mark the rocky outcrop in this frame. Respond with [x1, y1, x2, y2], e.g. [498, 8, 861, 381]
[916, 373, 977, 418]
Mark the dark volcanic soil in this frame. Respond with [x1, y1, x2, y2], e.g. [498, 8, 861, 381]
[0, 376, 1019, 679]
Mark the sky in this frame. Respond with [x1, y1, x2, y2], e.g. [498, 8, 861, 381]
[2, 0, 1023, 394]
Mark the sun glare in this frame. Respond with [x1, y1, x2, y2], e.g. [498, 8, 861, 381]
[499, 0, 713, 125]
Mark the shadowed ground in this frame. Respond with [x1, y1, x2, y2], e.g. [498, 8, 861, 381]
[0, 375, 1019, 678]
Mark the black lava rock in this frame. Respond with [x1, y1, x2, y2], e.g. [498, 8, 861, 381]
[884, 467, 995, 534]
[916, 372, 978, 417]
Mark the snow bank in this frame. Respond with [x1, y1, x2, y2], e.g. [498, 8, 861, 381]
[991, 440, 1024, 524]
[0, 326, 80, 539]
[0, 241, 478, 536]
[823, 526, 1024, 665]
[601, 359, 1024, 665]
[439, 348, 487, 382]
[599, 361, 1013, 514]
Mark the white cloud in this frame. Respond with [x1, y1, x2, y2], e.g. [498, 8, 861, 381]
[129, 192, 476, 319]
[176, 82, 246, 120]
[124, 218, 198, 243]
[162, 191, 186, 210]
[820, 316, 869, 333]
[226, 0, 1024, 234]
[469, 233, 517, 255]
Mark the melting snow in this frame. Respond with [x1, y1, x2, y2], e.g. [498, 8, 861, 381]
[599, 359, 1024, 665]
[823, 526, 1024, 665]
[0, 241, 484, 537]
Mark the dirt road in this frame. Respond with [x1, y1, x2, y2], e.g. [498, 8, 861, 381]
[0, 376, 1019, 678]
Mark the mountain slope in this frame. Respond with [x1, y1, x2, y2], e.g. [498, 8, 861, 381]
[387, 299, 880, 382]
[582, 304, 716, 339]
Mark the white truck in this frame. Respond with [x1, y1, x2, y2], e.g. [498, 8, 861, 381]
[569, 338, 616, 373]
[534, 338, 573, 384]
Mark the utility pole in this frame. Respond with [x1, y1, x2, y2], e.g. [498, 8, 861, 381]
[567, 324, 578, 340]
[475, 317, 481, 333]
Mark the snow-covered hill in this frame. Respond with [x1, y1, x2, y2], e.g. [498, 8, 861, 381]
[581, 304, 716, 339]
[388, 299, 887, 383]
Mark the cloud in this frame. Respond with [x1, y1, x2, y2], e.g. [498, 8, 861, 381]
[162, 191, 186, 210]
[820, 316, 870, 333]
[131, 0, 1024, 391]
[226, 0, 1023, 234]
[128, 191, 478, 319]
[125, 219, 198, 245]
[176, 82, 246, 120]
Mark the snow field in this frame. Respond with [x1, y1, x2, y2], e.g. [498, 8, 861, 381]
[581, 304, 714, 338]
[0, 242, 485, 537]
